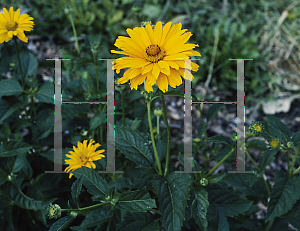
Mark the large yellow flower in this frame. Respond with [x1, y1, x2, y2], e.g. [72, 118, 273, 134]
[64, 139, 105, 178]
[111, 21, 201, 93]
[0, 7, 34, 43]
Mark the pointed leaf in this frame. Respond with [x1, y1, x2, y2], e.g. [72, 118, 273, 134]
[35, 82, 54, 104]
[81, 207, 113, 228]
[115, 125, 155, 168]
[0, 79, 22, 98]
[190, 188, 209, 231]
[71, 176, 83, 208]
[153, 172, 192, 231]
[292, 131, 300, 147]
[115, 189, 156, 212]
[72, 167, 108, 197]
[49, 216, 74, 231]
[0, 141, 32, 157]
[205, 135, 235, 148]
[266, 171, 300, 222]
[259, 149, 276, 170]
[264, 116, 291, 140]
[206, 105, 224, 123]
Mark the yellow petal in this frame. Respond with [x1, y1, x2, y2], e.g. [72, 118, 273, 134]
[130, 74, 147, 90]
[3, 8, 10, 22]
[159, 22, 172, 46]
[14, 9, 20, 21]
[152, 63, 160, 80]
[178, 68, 194, 81]
[158, 60, 170, 75]
[156, 73, 168, 93]
[168, 68, 182, 88]
[8, 7, 14, 21]
[153, 21, 162, 45]
[145, 23, 154, 44]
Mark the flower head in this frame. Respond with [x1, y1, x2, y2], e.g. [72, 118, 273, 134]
[46, 203, 61, 219]
[64, 139, 105, 178]
[249, 121, 264, 137]
[269, 138, 280, 150]
[0, 7, 34, 43]
[111, 21, 201, 93]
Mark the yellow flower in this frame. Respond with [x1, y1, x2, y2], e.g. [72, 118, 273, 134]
[111, 21, 201, 93]
[64, 139, 105, 178]
[0, 7, 34, 43]
[269, 138, 280, 150]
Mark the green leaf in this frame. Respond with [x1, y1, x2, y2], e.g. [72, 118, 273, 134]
[208, 205, 230, 231]
[264, 116, 291, 141]
[0, 79, 23, 98]
[259, 149, 276, 170]
[206, 184, 253, 217]
[49, 216, 73, 231]
[206, 104, 224, 123]
[7, 154, 26, 173]
[266, 171, 300, 222]
[35, 82, 54, 104]
[72, 167, 108, 197]
[15, 51, 38, 80]
[71, 176, 83, 208]
[197, 122, 206, 139]
[115, 189, 156, 212]
[153, 172, 192, 231]
[205, 135, 235, 148]
[90, 113, 106, 130]
[81, 207, 113, 228]
[0, 141, 32, 157]
[0, 101, 24, 123]
[292, 131, 300, 147]
[115, 125, 155, 168]
[5, 183, 55, 210]
[246, 139, 267, 150]
[208, 172, 226, 184]
[190, 188, 209, 231]
[70, 226, 88, 231]
[0, 168, 7, 186]
[116, 212, 160, 231]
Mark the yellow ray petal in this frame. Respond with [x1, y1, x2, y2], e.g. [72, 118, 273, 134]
[158, 60, 170, 75]
[130, 74, 147, 90]
[152, 62, 160, 80]
[156, 73, 168, 93]
[159, 22, 172, 46]
[178, 68, 194, 81]
[3, 8, 10, 22]
[153, 21, 162, 44]
[14, 9, 20, 21]
[145, 23, 154, 44]
[168, 68, 182, 88]
[8, 7, 14, 21]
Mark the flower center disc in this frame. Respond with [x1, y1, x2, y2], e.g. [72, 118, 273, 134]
[6, 21, 17, 31]
[144, 44, 165, 63]
[254, 125, 261, 132]
[271, 140, 278, 147]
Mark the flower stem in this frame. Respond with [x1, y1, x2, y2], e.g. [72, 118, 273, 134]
[68, 14, 80, 55]
[292, 147, 300, 175]
[291, 147, 299, 175]
[160, 92, 171, 177]
[61, 202, 111, 212]
[156, 115, 160, 135]
[266, 218, 274, 231]
[147, 100, 162, 175]
[286, 150, 291, 176]
[14, 38, 25, 102]
[204, 148, 235, 178]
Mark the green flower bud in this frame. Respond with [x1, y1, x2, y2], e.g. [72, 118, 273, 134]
[115, 81, 126, 92]
[154, 108, 163, 117]
[46, 203, 61, 219]
[200, 178, 208, 186]
[269, 138, 280, 150]
[287, 142, 294, 149]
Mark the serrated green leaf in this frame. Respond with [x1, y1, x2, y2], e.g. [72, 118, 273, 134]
[197, 122, 206, 139]
[206, 184, 252, 217]
[70, 226, 88, 231]
[259, 149, 276, 170]
[208, 172, 226, 183]
[14, 51, 38, 80]
[246, 139, 267, 150]
[153, 172, 192, 231]
[115, 125, 155, 168]
[115, 189, 156, 212]
[49, 216, 73, 231]
[206, 105, 224, 123]
[205, 135, 235, 148]
[116, 212, 160, 231]
[72, 167, 108, 197]
[266, 172, 300, 222]
[6, 183, 55, 210]
[81, 207, 113, 228]
[7, 154, 26, 173]
[35, 82, 54, 104]
[0, 101, 23, 123]
[0, 79, 23, 98]
[71, 176, 83, 208]
[264, 116, 291, 141]
[0, 141, 32, 157]
[292, 131, 300, 147]
[191, 188, 209, 231]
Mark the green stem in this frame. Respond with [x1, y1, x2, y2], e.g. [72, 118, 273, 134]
[204, 148, 235, 178]
[291, 147, 299, 175]
[147, 100, 162, 175]
[266, 218, 274, 231]
[14, 38, 25, 102]
[121, 90, 125, 126]
[95, 59, 99, 96]
[61, 202, 111, 212]
[246, 149, 270, 197]
[68, 14, 80, 54]
[160, 92, 171, 177]
[156, 116, 160, 135]
[149, 208, 161, 215]
[286, 150, 291, 176]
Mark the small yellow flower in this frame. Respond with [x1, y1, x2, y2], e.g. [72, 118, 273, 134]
[249, 121, 264, 137]
[152, 127, 157, 133]
[46, 203, 61, 219]
[111, 21, 201, 93]
[64, 139, 105, 178]
[269, 138, 280, 150]
[0, 7, 34, 43]
[193, 138, 201, 142]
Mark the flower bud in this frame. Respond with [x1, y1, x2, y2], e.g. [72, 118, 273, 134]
[269, 138, 280, 150]
[249, 121, 264, 137]
[200, 178, 208, 186]
[154, 108, 163, 117]
[287, 142, 294, 149]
